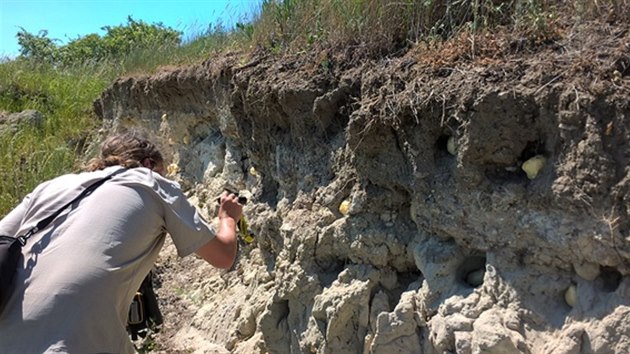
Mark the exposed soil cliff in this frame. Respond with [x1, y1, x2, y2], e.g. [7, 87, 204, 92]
[94, 21, 630, 353]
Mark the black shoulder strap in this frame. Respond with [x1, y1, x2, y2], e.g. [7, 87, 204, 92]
[17, 169, 123, 245]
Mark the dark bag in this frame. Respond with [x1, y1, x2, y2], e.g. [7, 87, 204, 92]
[0, 235, 23, 311]
[127, 270, 163, 340]
[0, 172, 117, 313]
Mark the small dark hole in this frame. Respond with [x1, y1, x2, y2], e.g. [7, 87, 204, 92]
[457, 255, 487, 288]
[599, 267, 622, 292]
[436, 68, 453, 77]
[519, 140, 546, 162]
[435, 135, 451, 152]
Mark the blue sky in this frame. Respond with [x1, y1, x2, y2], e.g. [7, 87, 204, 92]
[0, 0, 262, 58]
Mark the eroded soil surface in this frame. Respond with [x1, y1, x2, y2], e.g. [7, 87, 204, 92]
[97, 19, 630, 353]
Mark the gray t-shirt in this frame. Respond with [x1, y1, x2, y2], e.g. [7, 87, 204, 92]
[0, 166, 215, 353]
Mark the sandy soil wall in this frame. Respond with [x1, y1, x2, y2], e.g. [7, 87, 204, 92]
[95, 23, 630, 353]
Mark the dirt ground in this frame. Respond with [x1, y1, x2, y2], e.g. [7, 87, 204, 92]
[97, 17, 630, 354]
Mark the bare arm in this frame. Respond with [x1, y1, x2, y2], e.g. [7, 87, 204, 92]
[195, 191, 242, 269]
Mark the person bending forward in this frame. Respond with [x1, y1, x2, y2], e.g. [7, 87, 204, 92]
[0, 131, 242, 353]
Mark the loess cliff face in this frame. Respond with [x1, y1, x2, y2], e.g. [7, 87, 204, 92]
[95, 22, 630, 353]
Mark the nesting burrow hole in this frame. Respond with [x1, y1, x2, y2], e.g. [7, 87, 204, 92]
[519, 140, 546, 163]
[435, 132, 460, 157]
[599, 266, 622, 293]
[485, 140, 548, 183]
[457, 254, 487, 288]
[436, 134, 451, 152]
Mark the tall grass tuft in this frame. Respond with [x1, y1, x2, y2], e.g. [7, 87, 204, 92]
[249, 0, 629, 56]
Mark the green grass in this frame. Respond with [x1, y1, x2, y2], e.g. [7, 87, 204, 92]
[0, 0, 626, 216]
[0, 128, 76, 212]
[0, 24, 245, 215]
[0, 61, 109, 215]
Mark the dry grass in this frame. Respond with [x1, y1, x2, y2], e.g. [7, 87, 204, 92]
[248, 0, 629, 59]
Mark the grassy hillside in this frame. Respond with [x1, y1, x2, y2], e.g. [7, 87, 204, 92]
[0, 62, 103, 213]
[0, 24, 246, 215]
[0, 0, 626, 215]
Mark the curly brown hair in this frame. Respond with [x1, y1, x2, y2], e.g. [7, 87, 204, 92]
[85, 130, 164, 172]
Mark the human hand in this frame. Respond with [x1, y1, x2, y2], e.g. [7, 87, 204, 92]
[218, 191, 243, 222]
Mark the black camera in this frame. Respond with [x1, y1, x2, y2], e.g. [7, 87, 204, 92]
[216, 188, 248, 205]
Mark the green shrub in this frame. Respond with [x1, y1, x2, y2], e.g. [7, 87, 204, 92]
[59, 34, 108, 66]
[16, 29, 59, 64]
[16, 16, 182, 67]
[99, 16, 181, 59]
